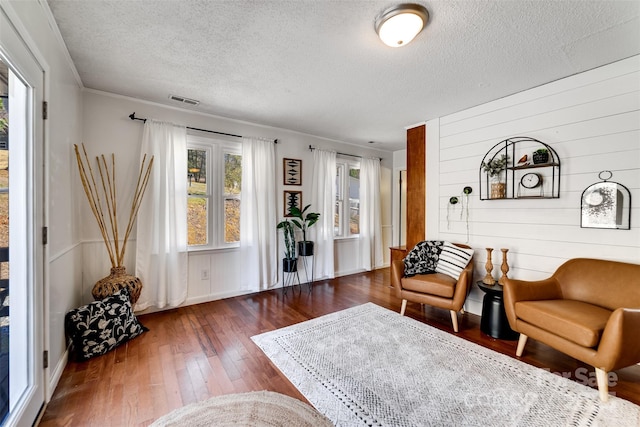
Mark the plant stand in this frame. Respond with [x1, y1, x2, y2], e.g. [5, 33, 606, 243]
[282, 270, 301, 295]
[298, 253, 315, 292]
[282, 258, 301, 296]
[297, 241, 315, 292]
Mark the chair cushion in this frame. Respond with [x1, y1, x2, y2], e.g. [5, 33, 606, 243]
[401, 272, 456, 298]
[435, 242, 474, 280]
[515, 299, 611, 348]
[404, 240, 444, 277]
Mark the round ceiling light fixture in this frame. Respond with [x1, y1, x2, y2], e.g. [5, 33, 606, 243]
[375, 3, 429, 47]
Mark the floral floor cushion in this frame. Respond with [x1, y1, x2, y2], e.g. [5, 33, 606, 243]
[64, 288, 147, 361]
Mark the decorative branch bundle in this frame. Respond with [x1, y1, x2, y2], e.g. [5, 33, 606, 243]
[74, 143, 154, 268]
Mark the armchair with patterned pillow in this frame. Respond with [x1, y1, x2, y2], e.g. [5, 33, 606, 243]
[391, 241, 474, 332]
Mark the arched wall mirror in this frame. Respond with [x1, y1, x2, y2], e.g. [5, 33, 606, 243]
[581, 171, 631, 230]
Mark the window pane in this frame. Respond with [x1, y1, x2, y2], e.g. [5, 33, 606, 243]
[188, 196, 208, 245]
[0, 93, 7, 418]
[188, 149, 207, 195]
[0, 133, 7, 249]
[224, 153, 241, 195]
[224, 153, 241, 244]
[349, 168, 360, 235]
[224, 198, 240, 243]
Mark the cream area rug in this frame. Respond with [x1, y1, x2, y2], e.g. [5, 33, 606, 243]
[150, 390, 333, 426]
[251, 303, 640, 427]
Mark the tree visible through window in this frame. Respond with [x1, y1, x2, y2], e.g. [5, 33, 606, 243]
[348, 167, 360, 234]
[224, 153, 241, 243]
[187, 149, 208, 246]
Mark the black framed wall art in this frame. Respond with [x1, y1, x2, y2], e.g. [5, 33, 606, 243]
[284, 190, 302, 217]
[283, 158, 302, 185]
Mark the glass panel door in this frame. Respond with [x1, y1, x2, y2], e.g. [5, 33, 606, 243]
[0, 6, 45, 425]
[0, 61, 8, 422]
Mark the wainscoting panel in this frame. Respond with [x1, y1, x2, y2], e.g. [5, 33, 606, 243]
[48, 243, 83, 398]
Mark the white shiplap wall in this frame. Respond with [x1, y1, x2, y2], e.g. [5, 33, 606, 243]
[426, 56, 640, 314]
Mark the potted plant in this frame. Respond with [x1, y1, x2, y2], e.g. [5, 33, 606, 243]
[289, 204, 320, 256]
[481, 154, 509, 199]
[277, 219, 297, 272]
[532, 148, 549, 164]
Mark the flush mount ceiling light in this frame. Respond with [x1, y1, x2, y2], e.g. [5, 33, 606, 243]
[375, 3, 429, 47]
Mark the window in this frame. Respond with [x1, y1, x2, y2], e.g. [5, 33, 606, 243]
[224, 152, 241, 242]
[335, 161, 360, 237]
[187, 136, 241, 248]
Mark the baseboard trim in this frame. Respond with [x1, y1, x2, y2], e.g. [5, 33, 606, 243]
[136, 288, 262, 315]
[335, 268, 366, 277]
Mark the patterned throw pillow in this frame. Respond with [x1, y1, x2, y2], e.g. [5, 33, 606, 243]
[435, 242, 474, 280]
[65, 288, 147, 361]
[403, 240, 444, 277]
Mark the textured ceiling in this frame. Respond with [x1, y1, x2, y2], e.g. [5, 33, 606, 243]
[47, 0, 640, 151]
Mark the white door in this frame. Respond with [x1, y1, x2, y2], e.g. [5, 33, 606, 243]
[0, 5, 45, 426]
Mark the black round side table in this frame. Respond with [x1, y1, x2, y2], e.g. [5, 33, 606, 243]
[477, 281, 519, 340]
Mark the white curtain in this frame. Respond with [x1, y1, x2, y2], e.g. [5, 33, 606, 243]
[359, 157, 383, 271]
[135, 119, 188, 310]
[310, 149, 336, 279]
[239, 137, 277, 291]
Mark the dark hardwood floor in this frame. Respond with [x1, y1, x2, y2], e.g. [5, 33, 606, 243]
[39, 269, 640, 426]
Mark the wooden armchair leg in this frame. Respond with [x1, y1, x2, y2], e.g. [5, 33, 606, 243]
[595, 368, 609, 402]
[450, 310, 459, 333]
[516, 334, 528, 357]
[400, 299, 407, 316]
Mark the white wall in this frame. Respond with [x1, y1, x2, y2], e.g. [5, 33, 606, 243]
[423, 56, 640, 315]
[3, 0, 84, 400]
[81, 90, 393, 311]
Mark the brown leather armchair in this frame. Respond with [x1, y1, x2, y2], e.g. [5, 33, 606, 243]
[391, 243, 474, 332]
[503, 258, 640, 401]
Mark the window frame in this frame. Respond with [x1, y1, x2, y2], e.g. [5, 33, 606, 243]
[335, 158, 360, 239]
[187, 135, 241, 251]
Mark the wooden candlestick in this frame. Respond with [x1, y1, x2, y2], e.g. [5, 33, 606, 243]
[482, 248, 495, 285]
[499, 248, 509, 285]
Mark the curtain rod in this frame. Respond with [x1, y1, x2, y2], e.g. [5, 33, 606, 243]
[308, 145, 381, 161]
[129, 112, 278, 143]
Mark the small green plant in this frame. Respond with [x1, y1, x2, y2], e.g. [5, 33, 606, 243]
[481, 154, 509, 177]
[532, 147, 550, 164]
[289, 204, 320, 243]
[276, 219, 296, 259]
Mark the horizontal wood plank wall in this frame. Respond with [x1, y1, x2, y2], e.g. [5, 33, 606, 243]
[430, 56, 640, 312]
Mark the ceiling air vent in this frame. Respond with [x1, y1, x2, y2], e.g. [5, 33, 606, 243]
[169, 94, 200, 106]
